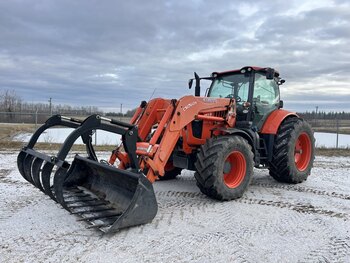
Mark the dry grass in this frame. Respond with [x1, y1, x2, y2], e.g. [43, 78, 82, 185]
[0, 123, 36, 141]
[315, 148, 350, 157]
[310, 119, 350, 134]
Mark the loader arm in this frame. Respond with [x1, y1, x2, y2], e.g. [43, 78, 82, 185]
[128, 96, 236, 182]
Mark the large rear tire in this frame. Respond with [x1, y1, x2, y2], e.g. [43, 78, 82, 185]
[194, 136, 254, 200]
[269, 117, 315, 183]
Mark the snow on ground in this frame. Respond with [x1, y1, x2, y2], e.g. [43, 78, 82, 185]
[0, 151, 349, 263]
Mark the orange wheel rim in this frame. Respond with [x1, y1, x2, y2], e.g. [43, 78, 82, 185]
[223, 151, 246, 188]
[294, 132, 312, 171]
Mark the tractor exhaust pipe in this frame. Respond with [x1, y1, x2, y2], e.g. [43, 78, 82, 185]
[194, 72, 201, 96]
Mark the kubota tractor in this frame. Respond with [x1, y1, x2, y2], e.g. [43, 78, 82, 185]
[17, 66, 315, 233]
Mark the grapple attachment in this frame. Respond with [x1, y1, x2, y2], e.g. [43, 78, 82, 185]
[17, 114, 158, 233]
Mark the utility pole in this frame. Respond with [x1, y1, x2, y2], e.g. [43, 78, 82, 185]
[49, 97, 52, 116]
[120, 103, 123, 121]
[336, 117, 339, 149]
[35, 108, 38, 129]
[315, 106, 318, 126]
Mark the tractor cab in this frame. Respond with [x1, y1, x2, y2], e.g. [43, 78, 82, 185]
[190, 66, 284, 130]
[208, 67, 283, 129]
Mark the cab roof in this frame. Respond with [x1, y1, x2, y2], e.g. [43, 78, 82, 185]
[213, 66, 280, 77]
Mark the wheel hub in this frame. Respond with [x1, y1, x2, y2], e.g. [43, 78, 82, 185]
[294, 132, 312, 171]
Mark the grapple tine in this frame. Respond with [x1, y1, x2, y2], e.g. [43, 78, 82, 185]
[67, 201, 109, 208]
[53, 167, 70, 209]
[71, 207, 114, 215]
[78, 212, 122, 221]
[23, 154, 36, 185]
[17, 151, 28, 180]
[64, 193, 90, 199]
[31, 157, 45, 192]
[65, 198, 97, 204]
[41, 162, 57, 201]
[86, 223, 111, 229]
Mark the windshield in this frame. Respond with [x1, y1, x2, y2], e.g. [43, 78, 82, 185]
[208, 74, 250, 103]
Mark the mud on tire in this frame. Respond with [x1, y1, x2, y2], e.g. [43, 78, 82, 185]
[194, 136, 254, 200]
[269, 117, 315, 183]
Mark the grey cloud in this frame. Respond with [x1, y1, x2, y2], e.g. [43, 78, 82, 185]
[0, 0, 349, 112]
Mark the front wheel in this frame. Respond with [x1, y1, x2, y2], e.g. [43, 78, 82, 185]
[194, 136, 254, 200]
[269, 117, 315, 183]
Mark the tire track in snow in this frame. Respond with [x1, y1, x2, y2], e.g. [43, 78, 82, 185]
[156, 190, 349, 220]
[237, 198, 348, 219]
[156, 189, 349, 263]
[2, 230, 97, 263]
[251, 181, 350, 200]
[0, 168, 45, 222]
[154, 191, 345, 262]
[301, 236, 350, 263]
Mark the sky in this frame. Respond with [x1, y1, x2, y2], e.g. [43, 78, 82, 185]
[0, 0, 349, 113]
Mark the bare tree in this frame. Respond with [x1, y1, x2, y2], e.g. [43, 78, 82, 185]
[0, 90, 22, 112]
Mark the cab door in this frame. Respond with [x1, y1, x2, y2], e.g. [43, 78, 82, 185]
[252, 72, 280, 129]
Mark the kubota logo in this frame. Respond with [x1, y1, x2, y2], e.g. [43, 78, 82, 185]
[183, 101, 197, 111]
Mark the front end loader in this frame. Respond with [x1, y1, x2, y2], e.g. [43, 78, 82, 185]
[17, 66, 315, 233]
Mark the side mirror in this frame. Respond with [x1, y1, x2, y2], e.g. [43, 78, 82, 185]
[266, 68, 275, 80]
[279, 100, 284, 109]
[278, 79, 285, 85]
[188, 79, 193, 89]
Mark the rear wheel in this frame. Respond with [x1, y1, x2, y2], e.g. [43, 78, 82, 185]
[194, 136, 254, 200]
[269, 117, 315, 183]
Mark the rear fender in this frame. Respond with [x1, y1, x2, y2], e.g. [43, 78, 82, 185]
[260, 109, 298, 135]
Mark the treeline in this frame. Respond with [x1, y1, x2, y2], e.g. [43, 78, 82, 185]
[297, 111, 350, 120]
[0, 90, 102, 115]
[106, 108, 136, 117]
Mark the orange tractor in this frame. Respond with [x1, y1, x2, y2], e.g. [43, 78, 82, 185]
[17, 66, 315, 233]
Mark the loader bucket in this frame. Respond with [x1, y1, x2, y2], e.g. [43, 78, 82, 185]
[53, 155, 158, 233]
[17, 114, 158, 233]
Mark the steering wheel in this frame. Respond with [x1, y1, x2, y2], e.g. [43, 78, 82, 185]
[225, 94, 241, 102]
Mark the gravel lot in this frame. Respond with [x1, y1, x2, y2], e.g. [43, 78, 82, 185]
[0, 151, 349, 263]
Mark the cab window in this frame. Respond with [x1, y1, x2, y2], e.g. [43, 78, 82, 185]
[253, 73, 279, 107]
[253, 72, 280, 125]
[208, 73, 250, 104]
